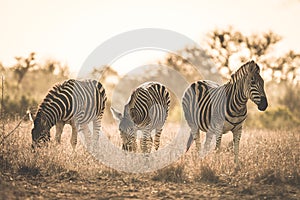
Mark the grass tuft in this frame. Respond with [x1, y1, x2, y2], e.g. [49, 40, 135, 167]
[255, 169, 300, 186]
[152, 162, 187, 183]
[18, 165, 40, 177]
[195, 164, 219, 183]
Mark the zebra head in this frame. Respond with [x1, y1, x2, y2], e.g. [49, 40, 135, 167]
[245, 61, 268, 111]
[30, 111, 50, 148]
[111, 107, 137, 152]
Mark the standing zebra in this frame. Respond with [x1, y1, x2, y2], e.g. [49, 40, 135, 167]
[111, 82, 170, 153]
[182, 60, 268, 164]
[31, 79, 107, 149]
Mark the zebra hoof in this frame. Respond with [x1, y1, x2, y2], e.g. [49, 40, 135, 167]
[199, 149, 209, 158]
[234, 162, 241, 172]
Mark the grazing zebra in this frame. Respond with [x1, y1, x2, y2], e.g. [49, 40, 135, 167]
[182, 60, 268, 164]
[111, 82, 170, 153]
[31, 79, 107, 149]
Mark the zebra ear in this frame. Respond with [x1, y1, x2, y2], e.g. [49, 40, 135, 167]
[27, 110, 36, 121]
[110, 107, 123, 121]
[248, 60, 259, 74]
[27, 110, 35, 129]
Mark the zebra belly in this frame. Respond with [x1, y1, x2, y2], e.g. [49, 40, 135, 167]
[135, 109, 167, 131]
[197, 118, 234, 133]
[222, 121, 235, 133]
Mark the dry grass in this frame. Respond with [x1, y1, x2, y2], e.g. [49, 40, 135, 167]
[183, 128, 300, 186]
[0, 120, 299, 199]
[152, 160, 187, 183]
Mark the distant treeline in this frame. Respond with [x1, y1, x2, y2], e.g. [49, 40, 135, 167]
[1, 27, 300, 128]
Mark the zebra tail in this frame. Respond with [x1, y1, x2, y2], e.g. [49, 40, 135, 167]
[186, 132, 194, 152]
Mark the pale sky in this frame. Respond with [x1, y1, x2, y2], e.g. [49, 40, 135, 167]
[1, 0, 300, 76]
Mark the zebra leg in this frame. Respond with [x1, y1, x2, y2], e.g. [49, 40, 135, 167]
[92, 117, 102, 147]
[70, 120, 78, 150]
[215, 132, 223, 152]
[232, 128, 242, 165]
[55, 121, 64, 144]
[78, 123, 91, 148]
[202, 131, 213, 155]
[154, 128, 162, 150]
[132, 134, 138, 152]
[190, 128, 201, 152]
[141, 130, 152, 153]
[202, 127, 220, 157]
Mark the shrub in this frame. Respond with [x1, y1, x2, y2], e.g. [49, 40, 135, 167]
[260, 106, 300, 129]
[152, 162, 187, 183]
[279, 84, 300, 120]
[246, 106, 300, 130]
[194, 164, 219, 183]
[2, 95, 37, 119]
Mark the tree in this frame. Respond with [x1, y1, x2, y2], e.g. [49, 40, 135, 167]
[159, 47, 220, 83]
[91, 65, 120, 123]
[162, 27, 300, 83]
[91, 65, 119, 95]
[13, 52, 36, 85]
[0, 62, 5, 73]
[42, 59, 70, 78]
[206, 27, 300, 83]
[266, 50, 300, 83]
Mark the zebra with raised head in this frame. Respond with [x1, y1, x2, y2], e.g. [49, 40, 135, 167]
[111, 82, 170, 153]
[31, 79, 107, 149]
[182, 60, 268, 164]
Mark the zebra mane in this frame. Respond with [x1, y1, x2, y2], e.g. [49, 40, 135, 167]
[35, 81, 66, 123]
[230, 60, 260, 83]
[36, 79, 76, 119]
[38, 83, 61, 109]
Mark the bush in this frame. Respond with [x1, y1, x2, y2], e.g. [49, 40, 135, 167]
[279, 84, 300, 119]
[262, 106, 300, 129]
[152, 162, 187, 183]
[195, 164, 219, 183]
[2, 95, 37, 119]
[246, 106, 300, 129]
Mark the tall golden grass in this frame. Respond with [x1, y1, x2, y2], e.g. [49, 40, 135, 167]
[0, 120, 299, 187]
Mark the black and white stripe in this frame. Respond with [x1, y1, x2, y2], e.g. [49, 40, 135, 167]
[111, 82, 170, 153]
[31, 79, 107, 149]
[182, 60, 268, 164]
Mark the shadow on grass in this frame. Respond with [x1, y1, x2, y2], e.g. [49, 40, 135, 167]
[255, 169, 300, 186]
[194, 164, 219, 183]
[152, 163, 187, 183]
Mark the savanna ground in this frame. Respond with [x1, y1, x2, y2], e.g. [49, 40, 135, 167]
[0, 120, 299, 200]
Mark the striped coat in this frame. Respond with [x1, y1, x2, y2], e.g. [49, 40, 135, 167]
[182, 61, 268, 164]
[111, 82, 170, 153]
[31, 79, 107, 149]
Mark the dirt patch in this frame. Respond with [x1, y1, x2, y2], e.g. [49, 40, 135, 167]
[1, 124, 299, 199]
[1, 169, 299, 200]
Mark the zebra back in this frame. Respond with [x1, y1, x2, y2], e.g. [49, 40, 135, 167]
[31, 79, 107, 146]
[38, 79, 106, 125]
[126, 82, 170, 126]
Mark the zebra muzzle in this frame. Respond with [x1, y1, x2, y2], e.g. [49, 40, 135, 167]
[31, 142, 40, 150]
[122, 144, 134, 152]
[258, 96, 268, 111]
[122, 144, 131, 151]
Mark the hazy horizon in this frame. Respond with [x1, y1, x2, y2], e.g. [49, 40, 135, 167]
[1, 0, 300, 76]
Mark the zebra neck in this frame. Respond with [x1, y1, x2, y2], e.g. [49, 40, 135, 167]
[38, 107, 58, 129]
[227, 81, 248, 115]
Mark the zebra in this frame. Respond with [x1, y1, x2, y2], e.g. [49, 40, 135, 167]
[111, 82, 170, 153]
[182, 60, 268, 165]
[30, 79, 107, 149]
